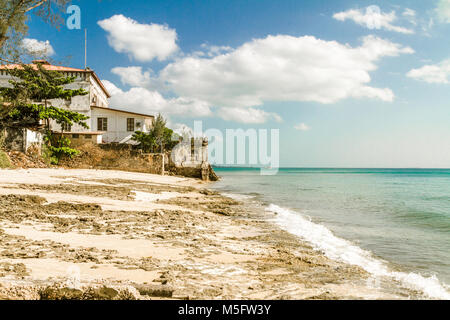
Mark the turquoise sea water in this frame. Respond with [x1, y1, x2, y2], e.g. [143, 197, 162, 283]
[212, 168, 450, 299]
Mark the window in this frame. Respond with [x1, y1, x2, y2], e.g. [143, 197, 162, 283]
[61, 123, 72, 132]
[97, 118, 107, 131]
[72, 134, 79, 139]
[84, 135, 92, 139]
[127, 118, 135, 131]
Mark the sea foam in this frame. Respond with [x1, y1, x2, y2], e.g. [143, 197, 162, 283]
[221, 192, 256, 201]
[266, 203, 450, 300]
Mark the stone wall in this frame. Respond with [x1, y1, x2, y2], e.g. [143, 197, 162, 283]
[97, 141, 218, 180]
[169, 162, 218, 181]
[166, 138, 218, 181]
[1, 127, 43, 153]
[169, 137, 208, 167]
[145, 153, 165, 175]
[95, 143, 164, 175]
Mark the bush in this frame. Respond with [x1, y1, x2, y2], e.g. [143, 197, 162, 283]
[44, 133, 80, 165]
[0, 129, 5, 149]
[58, 143, 126, 168]
[0, 150, 12, 168]
[132, 114, 180, 153]
[0, 129, 12, 168]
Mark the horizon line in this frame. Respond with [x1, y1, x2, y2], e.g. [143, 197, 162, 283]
[212, 166, 450, 170]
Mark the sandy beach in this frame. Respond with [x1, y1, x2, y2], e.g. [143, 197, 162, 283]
[0, 168, 419, 300]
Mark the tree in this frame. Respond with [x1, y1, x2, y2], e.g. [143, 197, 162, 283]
[163, 126, 180, 151]
[0, 62, 89, 163]
[132, 114, 180, 153]
[0, 62, 88, 127]
[131, 130, 156, 153]
[153, 113, 166, 152]
[0, 0, 71, 60]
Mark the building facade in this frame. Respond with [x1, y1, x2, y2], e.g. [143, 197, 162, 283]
[0, 60, 154, 144]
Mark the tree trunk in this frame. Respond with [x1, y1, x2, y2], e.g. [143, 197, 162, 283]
[0, 0, 26, 50]
[0, 0, 50, 51]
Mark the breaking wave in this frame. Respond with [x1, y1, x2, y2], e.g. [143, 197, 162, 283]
[266, 203, 450, 300]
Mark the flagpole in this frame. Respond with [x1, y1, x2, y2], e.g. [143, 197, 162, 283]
[84, 28, 87, 69]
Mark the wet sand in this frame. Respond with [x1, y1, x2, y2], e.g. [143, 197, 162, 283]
[0, 169, 418, 300]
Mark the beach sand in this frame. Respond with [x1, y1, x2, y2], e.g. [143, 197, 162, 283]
[0, 168, 418, 300]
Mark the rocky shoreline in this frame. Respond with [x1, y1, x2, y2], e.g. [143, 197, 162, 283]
[0, 169, 419, 300]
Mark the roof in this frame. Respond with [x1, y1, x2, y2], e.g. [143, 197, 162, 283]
[91, 106, 155, 119]
[0, 60, 111, 98]
[55, 131, 105, 135]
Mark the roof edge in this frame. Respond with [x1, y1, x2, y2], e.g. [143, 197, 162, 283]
[91, 105, 155, 118]
[0, 62, 111, 98]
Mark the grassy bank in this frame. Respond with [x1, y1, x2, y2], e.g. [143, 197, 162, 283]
[0, 150, 12, 168]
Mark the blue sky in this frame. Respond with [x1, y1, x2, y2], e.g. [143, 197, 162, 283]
[24, 0, 450, 167]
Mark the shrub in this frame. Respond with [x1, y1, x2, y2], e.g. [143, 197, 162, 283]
[44, 132, 79, 165]
[0, 150, 12, 168]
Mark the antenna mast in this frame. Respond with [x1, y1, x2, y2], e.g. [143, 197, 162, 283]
[84, 28, 87, 69]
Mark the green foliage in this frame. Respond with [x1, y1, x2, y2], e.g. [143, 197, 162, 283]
[153, 113, 166, 149]
[1, 63, 87, 103]
[0, 149, 12, 168]
[0, 63, 89, 129]
[163, 127, 180, 151]
[0, 96, 12, 120]
[132, 130, 156, 153]
[44, 131, 78, 164]
[0, 130, 13, 169]
[0, 128, 5, 149]
[40, 143, 53, 165]
[0, 62, 88, 163]
[132, 114, 180, 153]
[5, 102, 89, 130]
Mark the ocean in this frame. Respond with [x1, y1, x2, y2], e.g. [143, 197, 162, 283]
[211, 168, 450, 299]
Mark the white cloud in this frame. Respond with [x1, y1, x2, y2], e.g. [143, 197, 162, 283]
[111, 66, 152, 87]
[436, 0, 450, 23]
[402, 8, 417, 26]
[102, 79, 124, 96]
[191, 45, 234, 58]
[101, 79, 212, 118]
[217, 107, 282, 124]
[294, 123, 311, 131]
[407, 59, 450, 84]
[170, 123, 194, 136]
[98, 15, 178, 62]
[333, 6, 415, 34]
[102, 33, 413, 124]
[22, 38, 55, 56]
[103, 77, 281, 123]
[158, 34, 413, 108]
[168, 97, 213, 118]
[200, 44, 233, 57]
[402, 8, 416, 18]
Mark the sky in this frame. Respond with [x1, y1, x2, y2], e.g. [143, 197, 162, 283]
[22, 0, 450, 168]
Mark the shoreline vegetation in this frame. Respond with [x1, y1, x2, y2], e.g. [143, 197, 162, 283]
[0, 168, 422, 300]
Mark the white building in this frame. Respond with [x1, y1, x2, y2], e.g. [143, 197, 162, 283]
[0, 60, 154, 143]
